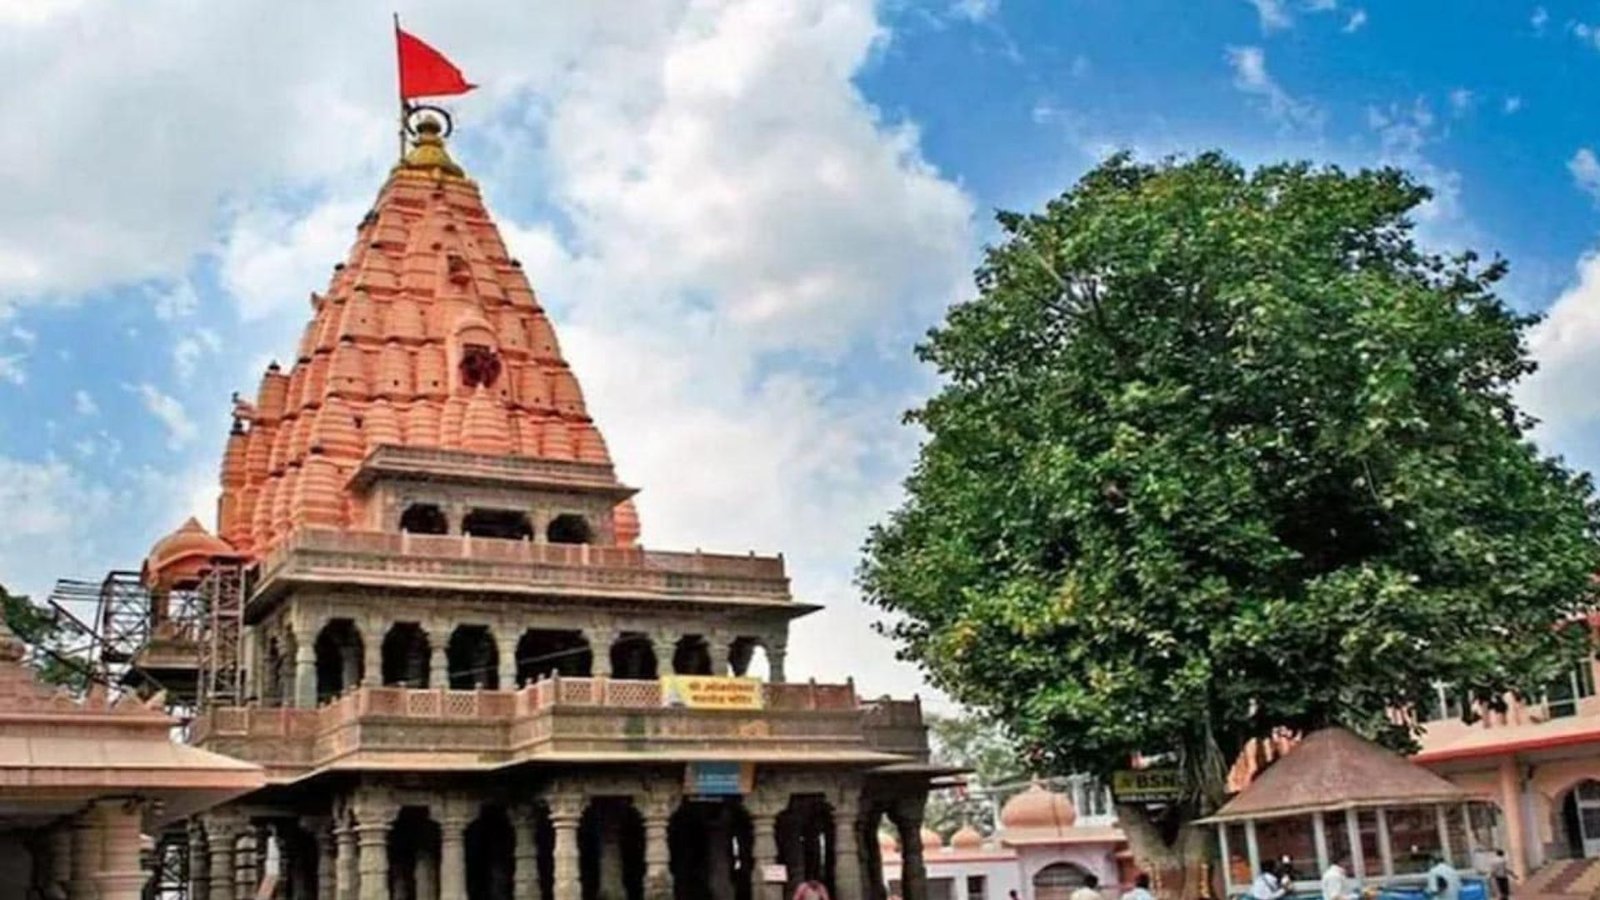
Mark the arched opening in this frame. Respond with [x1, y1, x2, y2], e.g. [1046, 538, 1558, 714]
[610, 634, 658, 681]
[516, 629, 592, 684]
[581, 798, 645, 900]
[673, 636, 714, 676]
[314, 619, 364, 703]
[1561, 781, 1600, 859]
[467, 807, 515, 900]
[547, 513, 593, 545]
[389, 807, 440, 900]
[730, 639, 770, 681]
[774, 796, 834, 900]
[463, 508, 534, 541]
[670, 798, 753, 900]
[400, 503, 449, 535]
[448, 625, 500, 689]
[382, 623, 431, 687]
[1032, 863, 1093, 900]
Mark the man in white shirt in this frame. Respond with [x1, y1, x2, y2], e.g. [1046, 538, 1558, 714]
[1121, 873, 1156, 900]
[1252, 862, 1289, 900]
[1321, 856, 1355, 900]
[1427, 854, 1462, 900]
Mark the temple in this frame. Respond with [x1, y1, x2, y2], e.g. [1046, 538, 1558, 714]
[31, 116, 937, 900]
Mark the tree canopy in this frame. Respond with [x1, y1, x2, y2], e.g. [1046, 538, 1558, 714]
[923, 713, 1028, 835]
[860, 152, 1600, 889]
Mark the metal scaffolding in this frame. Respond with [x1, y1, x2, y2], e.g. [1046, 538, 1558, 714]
[196, 561, 248, 709]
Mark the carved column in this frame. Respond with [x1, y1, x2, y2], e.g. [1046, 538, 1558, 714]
[642, 793, 675, 900]
[749, 793, 786, 900]
[353, 793, 395, 900]
[706, 633, 731, 677]
[68, 812, 96, 900]
[832, 792, 864, 900]
[187, 820, 209, 900]
[651, 633, 678, 678]
[296, 641, 319, 709]
[40, 823, 70, 900]
[91, 799, 146, 900]
[430, 626, 450, 689]
[417, 851, 439, 900]
[333, 822, 358, 900]
[893, 796, 929, 900]
[361, 622, 383, 687]
[439, 798, 472, 900]
[205, 815, 241, 900]
[550, 794, 584, 900]
[766, 638, 787, 683]
[301, 818, 335, 900]
[588, 628, 615, 678]
[513, 806, 539, 900]
[497, 632, 519, 690]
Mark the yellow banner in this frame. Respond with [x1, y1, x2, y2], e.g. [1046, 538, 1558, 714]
[1111, 768, 1182, 804]
[660, 675, 764, 710]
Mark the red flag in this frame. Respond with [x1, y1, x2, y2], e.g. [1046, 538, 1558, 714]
[396, 25, 475, 100]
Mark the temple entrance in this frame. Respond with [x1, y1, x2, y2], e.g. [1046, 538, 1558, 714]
[448, 625, 500, 689]
[1562, 780, 1600, 858]
[1032, 863, 1093, 900]
[389, 807, 442, 900]
[382, 622, 431, 687]
[581, 798, 645, 900]
[611, 634, 658, 680]
[775, 795, 835, 900]
[466, 807, 515, 900]
[314, 618, 364, 701]
[669, 798, 754, 900]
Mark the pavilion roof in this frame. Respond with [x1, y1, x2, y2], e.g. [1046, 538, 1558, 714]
[1204, 727, 1468, 823]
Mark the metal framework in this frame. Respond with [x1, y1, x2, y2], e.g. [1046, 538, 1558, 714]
[196, 562, 248, 709]
[145, 830, 189, 900]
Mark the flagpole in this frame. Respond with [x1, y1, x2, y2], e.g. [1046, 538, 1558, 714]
[393, 12, 406, 161]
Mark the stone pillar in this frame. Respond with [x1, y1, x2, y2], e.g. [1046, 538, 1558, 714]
[301, 818, 335, 900]
[439, 801, 471, 900]
[588, 630, 614, 678]
[68, 814, 96, 900]
[417, 849, 439, 900]
[296, 641, 320, 708]
[354, 795, 394, 900]
[749, 796, 785, 900]
[706, 633, 730, 677]
[237, 829, 259, 900]
[206, 817, 240, 900]
[766, 639, 787, 683]
[362, 624, 383, 687]
[90, 800, 146, 900]
[47, 823, 73, 900]
[334, 823, 358, 900]
[832, 793, 863, 900]
[651, 634, 678, 677]
[895, 799, 928, 900]
[550, 794, 584, 900]
[430, 630, 450, 689]
[498, 633, 519, 690]
[642, 794, 675, 900]
[513, 806, 539, 900]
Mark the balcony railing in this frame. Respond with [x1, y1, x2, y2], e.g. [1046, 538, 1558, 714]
[348, 445, 625, 492]
[254, 528, 791, 601]
[189, 678, 925, 778]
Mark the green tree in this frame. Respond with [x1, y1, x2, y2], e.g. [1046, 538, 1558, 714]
[860, 153, 1600, 897]
[923, 713, 1028, 835]
[1, 583, 93, 690]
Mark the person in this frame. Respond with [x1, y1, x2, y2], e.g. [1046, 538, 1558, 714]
[1321, 856, 1355, 900]
[1009, 892, 1022, 900]
[1489, 849, 1513, 900]
[1070, 873, 1104, 900]
[1121, 873, 1156, 900]
[1252, 861, 1289, 900]
[1426, 853, 1462, 900]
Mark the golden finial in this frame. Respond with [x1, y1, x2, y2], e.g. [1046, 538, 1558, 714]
[399, 114, 464, 178]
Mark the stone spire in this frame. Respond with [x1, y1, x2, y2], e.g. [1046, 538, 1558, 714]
[214, 117, 618, 556]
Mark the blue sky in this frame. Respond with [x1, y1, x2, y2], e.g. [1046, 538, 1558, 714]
[4, 0, 1600, 703]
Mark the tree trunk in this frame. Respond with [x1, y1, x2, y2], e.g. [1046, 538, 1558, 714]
[1116, 805, 1215, 900]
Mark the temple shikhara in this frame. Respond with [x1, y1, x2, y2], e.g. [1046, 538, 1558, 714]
[5, 116, 937, 900]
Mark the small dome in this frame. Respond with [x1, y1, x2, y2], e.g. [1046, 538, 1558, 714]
[921, 827, 943, 850]
[879, 832, 898, 855]
[951, 825, 983, 850]
[144, 518, 237, 590]
[614, 499, 641, 547]
[999, 782, 1077, 831]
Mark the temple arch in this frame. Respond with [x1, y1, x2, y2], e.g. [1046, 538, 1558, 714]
[581, 797, 645, 900]
[400, 502, 449, 535]
[1032, 863, 1094, 900]
[463, 508, 534, 541]
[466, 806, 516, 900]
[382, 622, 431, 687]
[516, 629, 592, 684]
[448, 625, 500, 689]
[670, 798, 753, 900]
[547, 513, 593, 545]
[314, 619, 364, 702]
[673, 636, 713, 676]
[729, 638, 770, 680]
[610, 634, 658, 681]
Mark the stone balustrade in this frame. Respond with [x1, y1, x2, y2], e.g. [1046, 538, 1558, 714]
[190, 678, 924, 780]
[253, 527, 791, 602]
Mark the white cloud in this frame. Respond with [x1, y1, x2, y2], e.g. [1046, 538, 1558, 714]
[0, 355, 24, 385]
[1532, 6, 1550, 32]
[1504, 96, 1524, 114]
[0, 456, 114, 600]
[1342, 9, 1367, 32]
[218, 197, 369, 323]
[1365, 100, 1467, 237]
[1523, 251, 1600, 442]
[73, 389, 97, 416]
[173, 328, 223, 382]
[1246, 0, 1293, 32]
[1226, 46, 1323, 131]
[10, 326, 35, 346]
[1570, 148, 1600, 202]
[1449, 88, 1475, 116]
[130, 383, 198, 449]
[151, 281, 200, 321]
[946, 0, 999, 23]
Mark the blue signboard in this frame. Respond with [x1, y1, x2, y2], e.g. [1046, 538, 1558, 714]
[686, 762, 747, 796]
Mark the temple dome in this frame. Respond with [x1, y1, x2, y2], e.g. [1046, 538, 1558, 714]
[920, 827, 943, 850]
[144, 518, 237, 590]
[950, 825, 983, 850]
[879, 832, 898, 855]
[999, 782, 1076, 831]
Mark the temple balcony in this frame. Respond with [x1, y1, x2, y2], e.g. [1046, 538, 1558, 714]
[189, 678, 928, 782]
[251, 527, 794, 611]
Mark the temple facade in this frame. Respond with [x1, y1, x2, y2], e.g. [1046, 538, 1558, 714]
[120, 117, 936, 900]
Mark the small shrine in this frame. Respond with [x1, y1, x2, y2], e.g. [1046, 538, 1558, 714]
[1205, 728, 1496, 899]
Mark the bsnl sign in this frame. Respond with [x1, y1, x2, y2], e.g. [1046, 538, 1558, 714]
[1110, 768, 1183, 805]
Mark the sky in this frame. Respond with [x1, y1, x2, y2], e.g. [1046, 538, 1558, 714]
[5, 0, 1600, 710]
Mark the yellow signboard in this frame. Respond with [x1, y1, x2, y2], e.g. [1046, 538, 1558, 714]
[1111, 768, 1183, 804]
[660, 675, 764, 710]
